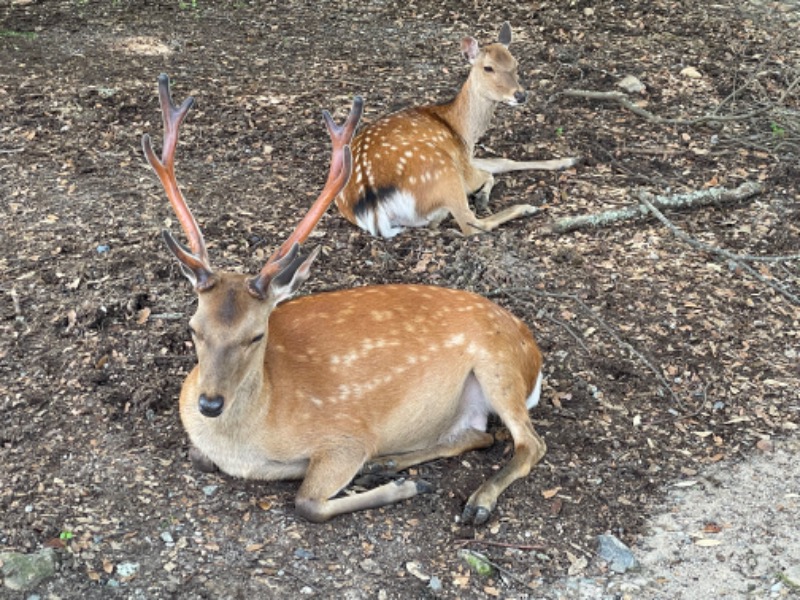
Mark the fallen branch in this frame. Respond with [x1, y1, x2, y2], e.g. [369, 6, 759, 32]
[550, 181, 763, 234]
[637, 194, 800, 306]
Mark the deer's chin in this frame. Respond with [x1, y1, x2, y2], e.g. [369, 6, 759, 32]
[503, 98, 525, 107]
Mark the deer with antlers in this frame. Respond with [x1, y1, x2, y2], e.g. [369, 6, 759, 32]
[143, 74, 547, 524]
[335, 22, 580, 237]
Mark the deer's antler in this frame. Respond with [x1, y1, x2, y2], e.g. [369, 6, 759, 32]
[256, 96, 363, 285]
[142, 74, 212, 278]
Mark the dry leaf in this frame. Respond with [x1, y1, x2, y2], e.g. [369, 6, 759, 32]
[703, 522, 722, 534]
[542, 487, 561, 499]
[136, 307, 151, 325]
[680, 66, 702, 79]
[695, 539, 722, 547]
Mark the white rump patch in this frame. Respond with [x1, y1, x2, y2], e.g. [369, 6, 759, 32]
[355, 189, 446, 238]
[526, 371, 542, 409]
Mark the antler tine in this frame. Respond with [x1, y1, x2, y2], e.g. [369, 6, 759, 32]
[264, 96, 364, 269]
[142, 73, 211, 268]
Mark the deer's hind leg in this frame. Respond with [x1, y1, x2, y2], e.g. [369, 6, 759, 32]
[363, 428, 495, 475]
[461, 366, 547, 525]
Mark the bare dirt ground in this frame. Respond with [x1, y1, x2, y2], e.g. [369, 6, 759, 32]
[1, 0, 798, 598]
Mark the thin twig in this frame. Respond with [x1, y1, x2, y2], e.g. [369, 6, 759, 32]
[454, 538, 547, 551]
[637, 193, 800, 306]
[556, 89, 770, 125]
[556, 74, 800, 126]
[504, 292, 591, 356]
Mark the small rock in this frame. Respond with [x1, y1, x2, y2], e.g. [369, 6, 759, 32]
[597, 534, 639, 573]
[115, 561, 140, 578]
[293, 548, 314, 560]
[617, 75, 645, 94]
[202, 485, 218, 497]
[359, 558, 381, 574]
[428, 575, 443, 592]
[406, 561, 430, 581]
[300, 585, 314, 595]
[160, 531, 174, 544]
[0, 549, 59, 591]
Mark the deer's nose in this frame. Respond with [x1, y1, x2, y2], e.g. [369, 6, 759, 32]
[513, 90, 528, 105]
[198, 394, 225, 418]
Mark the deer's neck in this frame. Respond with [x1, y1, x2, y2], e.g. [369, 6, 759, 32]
[440, 72, 497, 155]
[221, 359, 269, 430]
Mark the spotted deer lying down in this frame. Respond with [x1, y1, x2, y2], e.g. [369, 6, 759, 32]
[142, 74, 547, 525]
[336, 22, 579, 237]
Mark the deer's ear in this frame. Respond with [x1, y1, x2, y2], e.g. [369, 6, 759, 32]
[498, 22, 512, 46]
[266, 246, 320, 307]
[162, 229, 216, 291]
[461, 36, 480, 63]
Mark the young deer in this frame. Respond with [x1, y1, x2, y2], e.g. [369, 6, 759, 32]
[143, 74, 547, 525]
[336, 22, 579, 237]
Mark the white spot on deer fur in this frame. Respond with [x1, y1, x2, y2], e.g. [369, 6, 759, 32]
[356, 170, 363, 183]
[445, 333, 466, 348]
[409, 176, 417, 185]
[404, 150, 413, 158]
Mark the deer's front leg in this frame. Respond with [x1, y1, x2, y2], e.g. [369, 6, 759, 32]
[189, 445, 219, 473]
[294, 445, 432, 523]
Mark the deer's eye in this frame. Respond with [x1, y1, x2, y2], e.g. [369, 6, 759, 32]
[483, 65, 495, 73]
[249, 333, 265, 346]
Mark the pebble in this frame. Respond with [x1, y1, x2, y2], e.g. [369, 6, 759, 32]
[617, 75, 645, 94]
[116, 562, 140, 578]
[428, 575, 443, 592]
[597, 534, 639, 574]
[0, 549, 58, 592]
[160, 531, 174, 544]
[202, 485, 218, 497]
[359, 558, 381, 574]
